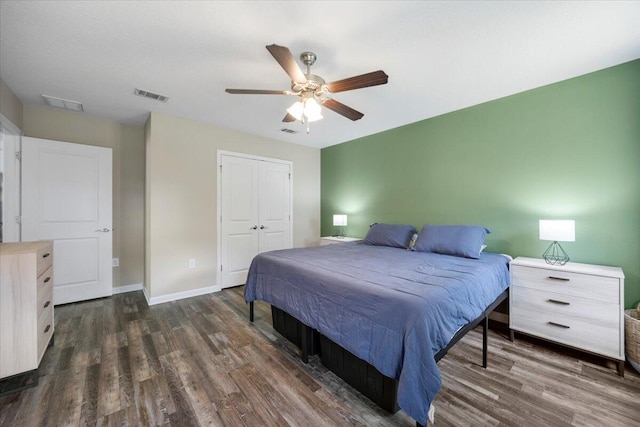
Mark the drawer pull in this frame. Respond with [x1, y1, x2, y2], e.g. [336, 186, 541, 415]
[44, 325, 51, 333]
[548, 321, 570, 329]
[44, 301, 51, 308]
[547, 299, 570, 306]
[548, 276, 570, 282]
[44, 277, 51, 283]
[42, 253, 51, 258]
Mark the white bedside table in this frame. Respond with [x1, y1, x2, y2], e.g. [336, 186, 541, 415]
[509, 257, 625, 376]
[320, 236, 361, 246]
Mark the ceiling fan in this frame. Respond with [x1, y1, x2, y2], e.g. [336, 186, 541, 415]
[225, 44, 389, 132]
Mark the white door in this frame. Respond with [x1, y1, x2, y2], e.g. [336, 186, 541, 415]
[219, 153, 291, 288]
[22, 137, 113, 305]
[220, 155, 260, 288]
[0, 115, 22, 243]
[259, 161, 291, 253]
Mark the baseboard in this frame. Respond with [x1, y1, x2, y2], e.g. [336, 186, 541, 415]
[145, 285, 221, 306]
[112, 283, 144, 295]
[143, 286, 151, 306]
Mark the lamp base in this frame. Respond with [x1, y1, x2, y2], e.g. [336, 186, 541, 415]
[543, 241, 570, 266]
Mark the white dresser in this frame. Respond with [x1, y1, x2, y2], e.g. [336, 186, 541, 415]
[320, 236, 362, 245]
[509, 257, 625, 375]
[0, 241, 54, 380]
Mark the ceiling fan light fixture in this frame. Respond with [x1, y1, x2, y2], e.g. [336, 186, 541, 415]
[287, 97, 323, 123]
[303, 98, 323, 122]
[286, 101, 304, 121]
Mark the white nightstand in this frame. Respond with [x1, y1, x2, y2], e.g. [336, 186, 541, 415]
[320, 236, 361, 246]
[509, 257, 625, 376]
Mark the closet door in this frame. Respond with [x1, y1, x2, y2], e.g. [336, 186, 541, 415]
[220, 155, 260, 288]
[259, 161, 291, 253]
[219, 153, 292, 289]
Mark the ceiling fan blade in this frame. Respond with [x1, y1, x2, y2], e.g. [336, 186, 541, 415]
[225, 89, 294, 95]
[326, 70, 389, 93]
[266, 44, 307, 84]
[282, 113, 297, 122]
[322, 98, 364, 121]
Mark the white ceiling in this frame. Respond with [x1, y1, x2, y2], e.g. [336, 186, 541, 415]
[1, 1, 639, 149]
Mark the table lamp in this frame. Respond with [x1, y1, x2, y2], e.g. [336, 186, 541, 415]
[333, 214, 347, 238]
[539, 220, 575, 266]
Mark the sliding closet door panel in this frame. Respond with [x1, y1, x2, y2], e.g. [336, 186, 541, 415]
[220, 155, 259, 288]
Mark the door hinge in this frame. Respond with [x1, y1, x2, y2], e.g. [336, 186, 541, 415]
[15, 151, 21, 161]
[288, 173, 291, 180]
[220, 264, 223, 272]
[220, 215, 222, 223]
[219, 164, 222, 172]
[15, 215, 21, 224]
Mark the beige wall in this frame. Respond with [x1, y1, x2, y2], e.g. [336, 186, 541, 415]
[146, 112, 320, 300]
[0, 77, 23, 129]
[23, 105, 145, 289]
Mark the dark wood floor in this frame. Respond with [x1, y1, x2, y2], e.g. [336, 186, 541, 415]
[1, 286, 639, 426]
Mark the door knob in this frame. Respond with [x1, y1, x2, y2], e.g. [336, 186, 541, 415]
[95, 228, 111, 232]
[260, 225, 268, 230]
[250, 226, 258, 230]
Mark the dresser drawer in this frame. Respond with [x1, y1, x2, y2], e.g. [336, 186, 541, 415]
[36, 242, 53, 278]
[511, 264, 619, 303]
[511, 286, 619, 325]
[37, 304, 54, 364]
[37, 266, 53, 318]
[511, 301, 620, 359]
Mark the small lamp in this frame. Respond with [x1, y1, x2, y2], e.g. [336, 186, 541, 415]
[333, 214, 347, 238]
[539, 220, 575, 266]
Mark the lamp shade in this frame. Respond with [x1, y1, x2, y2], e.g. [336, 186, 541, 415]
[539, 220, 575, 242]
[304, 98, 323, 122]
[286, 101, 304, 121]
[333, 214, 347, 227]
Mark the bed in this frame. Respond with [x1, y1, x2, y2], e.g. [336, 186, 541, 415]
[244, 224, 510, 426]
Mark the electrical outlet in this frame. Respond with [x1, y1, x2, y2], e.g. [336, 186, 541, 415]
[112, 258, 119, 267]
[188, 259, 196, 269]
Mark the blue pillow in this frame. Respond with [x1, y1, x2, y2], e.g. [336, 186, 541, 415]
[363, 223, 418, 249]
[415, 224, 490, 259]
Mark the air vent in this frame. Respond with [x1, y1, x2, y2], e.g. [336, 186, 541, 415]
[134, 88, 169, 102]
[280, 128, 298, 134]
[42, 95, 84, 112]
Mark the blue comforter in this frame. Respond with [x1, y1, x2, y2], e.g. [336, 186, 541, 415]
[244, 242, 510, 425]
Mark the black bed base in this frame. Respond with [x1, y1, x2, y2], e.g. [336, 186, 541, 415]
[270, 306, 321, 356]
[249, 289, 508, 426]
[270, 306, 400, 413]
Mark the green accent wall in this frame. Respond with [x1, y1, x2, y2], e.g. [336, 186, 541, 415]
[321, 59, 640, 309]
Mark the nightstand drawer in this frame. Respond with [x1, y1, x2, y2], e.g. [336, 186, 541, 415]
[511, 264, 619, 303]
[511, 286, 619, 325]
[511, 304, 620, 359]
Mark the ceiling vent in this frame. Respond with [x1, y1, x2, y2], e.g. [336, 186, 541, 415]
[280, 128, 298, 134]
[134, 88, 169, 102]
[42, 95, 84, 112]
